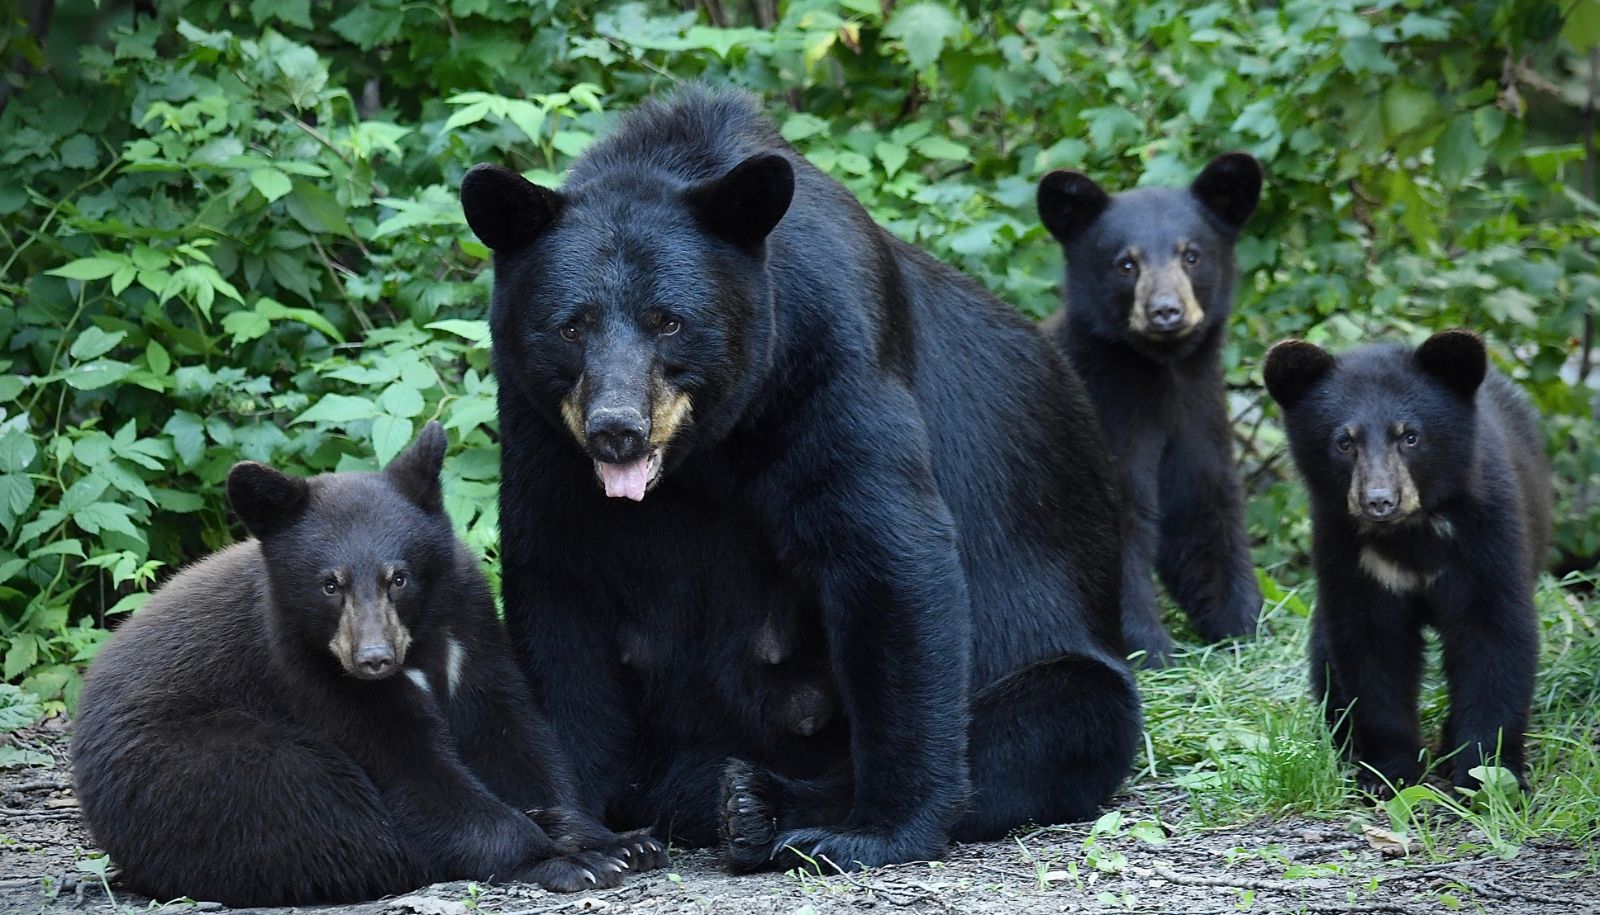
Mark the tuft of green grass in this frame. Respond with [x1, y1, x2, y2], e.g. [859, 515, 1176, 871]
[1134, 569, 1600, 862]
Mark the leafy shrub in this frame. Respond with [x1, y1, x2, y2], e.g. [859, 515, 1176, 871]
[1, 0, 1596, 706]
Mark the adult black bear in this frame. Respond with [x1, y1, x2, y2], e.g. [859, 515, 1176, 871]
[460, 88, 1140, 871]
[71, 424, 666, 906]
[1263, 330, 1550, 791]
[1036, 154, 1264, 664]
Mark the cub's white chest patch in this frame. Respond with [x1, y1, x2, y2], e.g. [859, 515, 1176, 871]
[1358, 547, 1435, 594]
[444, 637, 465, 699]
[405, 668, 432, 694]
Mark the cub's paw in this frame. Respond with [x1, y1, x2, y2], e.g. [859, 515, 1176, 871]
[517, 850, 628, 893]
[719, 758, 778, 873]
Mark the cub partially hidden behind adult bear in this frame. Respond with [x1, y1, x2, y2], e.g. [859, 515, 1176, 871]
[1263, 330, 1551, 792]
[71, 423, 666, 906]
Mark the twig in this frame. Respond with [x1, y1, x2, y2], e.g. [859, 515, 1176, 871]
[0, 808, 76, 820]
[1446, 875, 1580, 907]
[3, 777, 67, 794]
[1150, 862, 1326, 892]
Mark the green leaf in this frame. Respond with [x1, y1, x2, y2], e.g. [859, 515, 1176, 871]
[913, 136, 970, 162]
[46, 257, 122, 281]
[1381, 84, 1435, 138]
[249, 167, 294, 202]
[372, 414, 414, 465]
[780, 114, 830, 143]
[154, 489, 205, 513]
[145, 340, 171, 376]
[222, 309, 273, 344]
[163, 411, 206, 467]
[61, 360, 133, 391]
[1562, 0, 1600, 50]
[1434, 114, 1487, 186]
[74, 502, 141, 538]
[4, 637, 38, 681]
[875, 141, 909, 178]
[286, 183, 355, 239]
[379, 383, 425, 419]
[69, 327, 127, 362]
[426, 318, 491, 345]
[885, 3, 962, 70]
[294, 394, 380, 425]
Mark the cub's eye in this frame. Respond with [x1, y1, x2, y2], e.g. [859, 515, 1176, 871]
[559, 324, 581, 343]
[1402, 431, 1419, 447]
[659, 318, 681, 337]
[1117, 259, 1138, 276]
[322, 578, 338, 595]
[1335, 435, 1352, 453]
[1183, 249, 1201, 266]
[391, 571, 408, 589]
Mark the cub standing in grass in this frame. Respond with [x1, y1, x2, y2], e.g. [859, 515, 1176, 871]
[1036, 154, 1265, 663]
[71, 423, 666, 906]
[1263, 330, 1551, 792]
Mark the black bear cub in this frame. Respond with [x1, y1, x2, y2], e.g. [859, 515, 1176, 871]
[1264, 330, 1551, 792]
[1037, 153, 1265, 663]
[72, 423, 666, 906]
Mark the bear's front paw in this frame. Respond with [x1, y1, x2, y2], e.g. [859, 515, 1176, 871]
[768, 826, 938, 873]
[606, 828, 669, 873]
[719, 758, 778, 873]
[517, 850, 628, 892]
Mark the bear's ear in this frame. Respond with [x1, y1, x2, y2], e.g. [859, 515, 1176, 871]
[1414, 329, 1486, 399]
[228, 462, 311, 541]
[384, 420, 447, 514]
[1263, 339, 1336, 410]
[685, 153, 794, 252]
[1191, 152, 1262, 236]
[460, 164, 563, 251]
[1037, 170, 1110, 245]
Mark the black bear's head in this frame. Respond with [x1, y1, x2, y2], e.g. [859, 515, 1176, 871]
[1264, 331, 1485, 529]
[460, 154, 794, 502]
[227, 422, 460, 680]
[1037, 152, 1261, 361]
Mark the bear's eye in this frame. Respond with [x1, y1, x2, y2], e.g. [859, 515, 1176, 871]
[659, 317, 681, 337]
[1402, 431, 1419, 447]
[1335, 435, 1352, 453]
[559, 324, 581, 343]
[1117, 258, 1138, 276]
[1183, 249, 1201, 266]
[391, 571, 408, 590]
[322, 578, 338, 596]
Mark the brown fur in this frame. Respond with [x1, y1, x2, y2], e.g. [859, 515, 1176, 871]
[327, 591, 412, 674]
[1344, 431, 1423, 520]
[1127, 248, 1204, 339]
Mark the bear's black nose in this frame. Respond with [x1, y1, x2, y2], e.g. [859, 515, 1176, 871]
[355, 645, 395, 677]
[1147, 295, 1185, 332]
[1363, 488, 1397, 520]
[587, 408, 650, 463]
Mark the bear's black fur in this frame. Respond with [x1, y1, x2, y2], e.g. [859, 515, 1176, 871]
[1037, 154, 1265, 664]
[1263, 330, 1551, 791]
[71, 424, 666, 906]
[460, 88, 1140, 871]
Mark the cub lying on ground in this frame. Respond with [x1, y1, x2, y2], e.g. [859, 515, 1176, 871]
[1264, 330, 1551, 792]
[72, 423, 665, 905]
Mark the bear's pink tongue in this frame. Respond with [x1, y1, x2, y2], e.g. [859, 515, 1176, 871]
[596, 458, 651, 501]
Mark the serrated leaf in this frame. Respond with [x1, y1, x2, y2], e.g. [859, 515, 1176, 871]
[875, 141, 908, 177]
[379, 383, 425, 419]
[295, 394, 380, 425]
[74, 502, 141, 539]
[913, 136, 970, 161]
[426, 319, 491, 345]
[46, 257, 122, 281]
[372, 414, 414, 465]
[885, 3, 962, 70]
[62, 360, 133, 391]
[249, 167, 293, 202]
[163, 411, 206, 467]
[67, 327, 126, 363]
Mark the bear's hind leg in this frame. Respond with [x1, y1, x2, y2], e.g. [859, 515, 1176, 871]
[951, 653, 1140, 842]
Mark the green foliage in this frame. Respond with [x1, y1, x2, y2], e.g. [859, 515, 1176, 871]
[0, 1, 1595, 722]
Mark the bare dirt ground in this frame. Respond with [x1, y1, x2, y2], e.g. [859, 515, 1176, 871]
[4, 719, 1596, 915]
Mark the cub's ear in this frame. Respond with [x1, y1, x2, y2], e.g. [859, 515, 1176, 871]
[460, 164, 563, 251]
[385, 420, 447, 514]
[1263, 339, 1336, 410]
[1191, 152, 1262, 236]
[228, 462, 310, 541]
[1036, 170, 1110, 244]
[686, 153, 794, 252]
[1414, 329, 1486, 399]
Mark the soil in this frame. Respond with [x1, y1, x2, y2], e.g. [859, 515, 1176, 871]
[4, 719, 1595, 915]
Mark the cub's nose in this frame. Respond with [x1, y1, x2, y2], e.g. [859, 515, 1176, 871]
[1363, 488, 1398, 520]
[587, 408, 649, 463]
[355, 645, 395, 678]
[1146, 294, 1185, 333]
